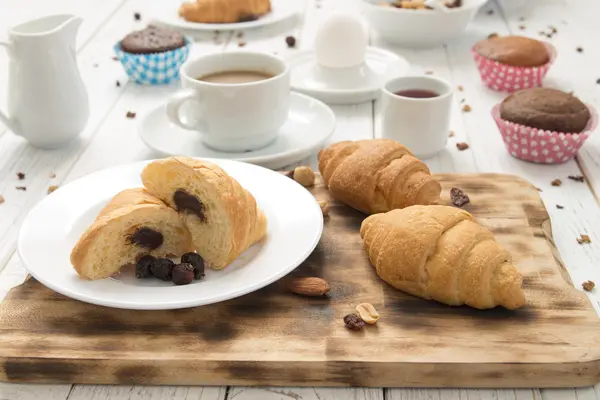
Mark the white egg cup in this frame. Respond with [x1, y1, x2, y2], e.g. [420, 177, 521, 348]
[287, 12, 410, 104]
[287, 48, 410, 105]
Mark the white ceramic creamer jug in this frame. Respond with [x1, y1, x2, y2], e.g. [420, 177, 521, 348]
[0, 15, 89, 148]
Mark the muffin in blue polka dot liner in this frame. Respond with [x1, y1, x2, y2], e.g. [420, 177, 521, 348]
[114, 25, 192, 85]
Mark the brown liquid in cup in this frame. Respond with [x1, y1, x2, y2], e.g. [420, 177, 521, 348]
[197, 70, 274, 84]
[394, 89, 439, 99]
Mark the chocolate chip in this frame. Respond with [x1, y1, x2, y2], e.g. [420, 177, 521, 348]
[15, 186, 26, 191]
[568, 175, 585, 182]
[172, 263, 195, 285]
[129, 227, 163, 250]
[173, 189, 206, 221]
[116, 81, 121, 87]
[285, 36, 296, 48]
[181, 252, 205, 279]
[556, 204, 564, 209]
[450, 187, 470, 207]
[135, 255, 156, 279]
[577, 47, 583, 53]
[134, 12, 141, 21]
[126, 111, 136, 119]
[151, 258, 175, 281]
[17, 172, 25, 180]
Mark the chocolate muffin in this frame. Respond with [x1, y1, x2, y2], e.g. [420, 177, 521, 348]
[473, 36, 550, 67]
[121, 26, 185, 54]
[500, 88, 590, 133]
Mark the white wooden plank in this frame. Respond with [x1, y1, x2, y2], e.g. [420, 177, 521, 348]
[67, 385, 226, 400]
[227, 387, 383, 400]
[540, 388, 577, 400]
[0, 383, 71, 400]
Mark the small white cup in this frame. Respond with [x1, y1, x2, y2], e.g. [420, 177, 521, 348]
[167, 51, 290, 153]
[380, 76, 452, 159]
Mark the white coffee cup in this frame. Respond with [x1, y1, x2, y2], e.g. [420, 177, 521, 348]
[380, 76, 452, 159]
[167, 51, 290, 152]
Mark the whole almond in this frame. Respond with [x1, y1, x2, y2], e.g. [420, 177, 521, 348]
[288, 277, 330, 297]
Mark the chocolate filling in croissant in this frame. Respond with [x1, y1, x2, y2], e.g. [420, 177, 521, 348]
[174, 189, 206, 222]
[129, 227, 163, 250]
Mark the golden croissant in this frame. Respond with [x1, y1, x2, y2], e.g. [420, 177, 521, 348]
[360, 205, 525, 310]
[141, 157, 267, 269]
[318, 139, 441, 214]
[179, 0, 271, 23]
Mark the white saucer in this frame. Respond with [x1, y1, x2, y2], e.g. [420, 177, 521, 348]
[149, 0, 299, 31]
[18, 159, 323, 310]
[287, 47, 410, 104]
[139, 92, 336, 170]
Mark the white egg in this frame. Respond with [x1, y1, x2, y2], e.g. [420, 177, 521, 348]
[314, 13, 368, 69]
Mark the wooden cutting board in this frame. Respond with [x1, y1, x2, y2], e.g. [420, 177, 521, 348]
[1, 173, 599, 388]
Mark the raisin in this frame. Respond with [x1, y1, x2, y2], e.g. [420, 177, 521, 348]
[181, 252, 205, 279]
[135, 255, 156, 279]
[343, 314, 365, 331]
[151, 258, 175, 281]
[172, 263, 195, 285]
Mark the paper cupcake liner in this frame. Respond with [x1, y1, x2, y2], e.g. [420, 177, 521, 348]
[113, 37, 192, 85]
[491, 103, 597, 164]
[472, 42, 556, 93]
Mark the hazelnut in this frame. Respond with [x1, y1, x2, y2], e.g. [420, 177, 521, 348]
[293, 166, 315, 187]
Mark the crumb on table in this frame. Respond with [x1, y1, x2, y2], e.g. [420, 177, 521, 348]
[582, 280, 595, 291]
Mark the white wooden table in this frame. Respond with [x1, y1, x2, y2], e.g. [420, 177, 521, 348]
[1, 0, 600, 398]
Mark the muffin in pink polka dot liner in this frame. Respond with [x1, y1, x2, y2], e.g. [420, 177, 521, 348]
[492, 103, 597, 164]
[472, 37, 556, 93]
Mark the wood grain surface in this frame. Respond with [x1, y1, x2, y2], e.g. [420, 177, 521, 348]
[0, 173, 598, 388]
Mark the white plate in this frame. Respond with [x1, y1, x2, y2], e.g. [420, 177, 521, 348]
[287, 47, 410, 104]
[139, 92, 336, 170]
[149, 0, 299, 31]
[17, 159, 323, 310]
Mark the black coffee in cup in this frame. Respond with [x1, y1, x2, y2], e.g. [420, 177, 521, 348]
[394, 89, 439, 99]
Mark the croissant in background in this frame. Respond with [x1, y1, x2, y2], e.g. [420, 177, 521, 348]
[318, 139, 441, 214]
[360, 205, 525, 310]
[179, 0, 271, 23]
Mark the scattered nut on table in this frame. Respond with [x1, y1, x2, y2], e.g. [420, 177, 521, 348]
[355, 303, 380, 325]
[582, 280, 595, 292]
[47, 185, 59, 194]
[293, 166, 315, 187]
[318, 200, 329, 217]
[288, 277, 330, 297]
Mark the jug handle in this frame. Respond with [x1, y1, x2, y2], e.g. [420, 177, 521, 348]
[0, 41, 19, 135]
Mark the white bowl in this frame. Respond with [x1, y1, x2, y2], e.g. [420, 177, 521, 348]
[362, 0, 487, 48]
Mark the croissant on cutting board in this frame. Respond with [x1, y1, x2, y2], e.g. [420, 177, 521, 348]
[179, 0, 272, 23]
[360, 205, 525, 310]
[318, 139, 441, 214]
